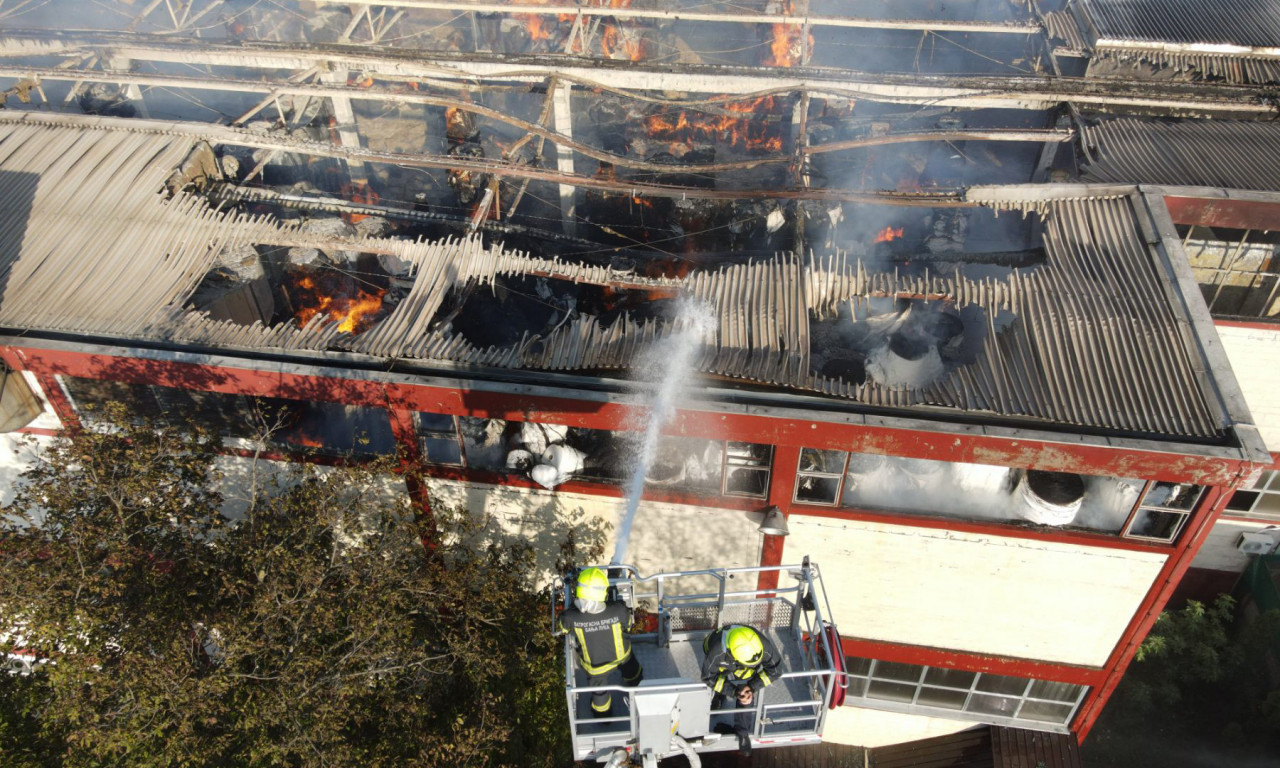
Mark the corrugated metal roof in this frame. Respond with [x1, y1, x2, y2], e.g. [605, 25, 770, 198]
[1074, 0, 1280, 49]
[0, 123, 1224, 439]
[1081, 118, 1280, 191]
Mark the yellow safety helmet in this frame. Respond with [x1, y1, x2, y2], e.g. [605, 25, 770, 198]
[726, 626, 764, 666]
[575, 567, 610, 602]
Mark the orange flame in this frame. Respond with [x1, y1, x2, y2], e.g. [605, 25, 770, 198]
[644, 96, 784, 153]
[523, 14, 552, 41]
[290, 273, 387, 335]
[764, 3, 812, 67]
[873, 227, 904, 244]
[601, 23, 644, 60]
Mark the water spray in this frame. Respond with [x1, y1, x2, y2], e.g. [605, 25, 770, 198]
[611, 298, 714, 565]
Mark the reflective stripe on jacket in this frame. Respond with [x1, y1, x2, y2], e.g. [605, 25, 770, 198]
[558, 601, 632, 674]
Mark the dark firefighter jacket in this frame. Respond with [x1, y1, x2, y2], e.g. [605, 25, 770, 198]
[558, 602, 633, 675]
[700, 626, 782, 696]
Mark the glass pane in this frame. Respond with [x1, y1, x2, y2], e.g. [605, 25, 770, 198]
[725, 467, 769, 497]
[726, 442, 772, 467]
[1227, 490, 1260, 512]
[1254, 470, 1277, 491]
[417, 412, 455, 432]
[799, 448, 846, 473]
[923, 667, 977, 689]
[844, 677, 868, 699]
[271, 400, 396, 456]
[423, 436, 462, 466]
[1128, 508, 1187, 541]
[1017, 700, 1074, 724]
[648, 436, 723, 494]
[916, 686, 967, 710]
[968, 693, 1020, 717]
[1028, 680, 1083, 703]
[844, 656, 872, 677]
[867, 680, 916, 703]
[796, 475, 841, 505]
[975, 674, 1028, 696]
[458, 417, 509, 471]
[872, 661, 922, 683]
[1143, 482, 1202, 511]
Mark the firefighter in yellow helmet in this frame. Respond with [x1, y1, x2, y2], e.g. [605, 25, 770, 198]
[700, 624, 781, 755]
[557, 567, 644, 716]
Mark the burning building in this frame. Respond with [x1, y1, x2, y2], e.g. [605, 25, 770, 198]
[1, 0, 1279, 758]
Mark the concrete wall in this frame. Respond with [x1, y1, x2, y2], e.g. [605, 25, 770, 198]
[423, 479, 764, 584]
[1219, 324, 1280, 450]
[823, 705, 976, 749]
[784, 515, 1167, 667]
[1193, 517, 1280, 573]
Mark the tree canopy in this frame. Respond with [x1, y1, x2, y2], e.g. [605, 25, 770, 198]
[1, 405, 593, 767]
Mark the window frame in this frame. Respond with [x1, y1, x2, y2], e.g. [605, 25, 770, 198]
[842, 656, 1087, 733]
[415, 411, 466, 467]
[793, 447, 850, 506]
[1120, 480, 1203, 543]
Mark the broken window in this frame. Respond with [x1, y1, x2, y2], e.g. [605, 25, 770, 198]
[821, 450, 1144, 535]
[58, 376, 394, 457]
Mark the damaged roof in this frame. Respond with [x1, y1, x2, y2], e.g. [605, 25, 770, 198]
[0, 119, 1227, 442]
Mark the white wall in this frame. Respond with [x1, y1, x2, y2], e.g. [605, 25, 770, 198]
[823, 705, 977, 749]
[1218, 324, 1280, 451]
[423, 479, 764, 584]
[784, 515, 1167, 667]
[1193, 517, 1280, 573]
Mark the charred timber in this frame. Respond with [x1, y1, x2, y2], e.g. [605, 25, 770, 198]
[887, 248, 1048, 269]
[0, 30, 1275, 115]
[0, 110, 969, 206]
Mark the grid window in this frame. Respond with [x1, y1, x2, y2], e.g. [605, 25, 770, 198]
[795, 448, 848, 505]
[842, 656, 1087, 731]
[416, 412, 463, 466]
[1123, 481, 1204, 543]
[1226, 470, 1280, 521]
[723, 441, 772, 498]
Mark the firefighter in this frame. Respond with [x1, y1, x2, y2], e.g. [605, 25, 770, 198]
[700, 624, 781, 755]
[557, 567, 643, 716]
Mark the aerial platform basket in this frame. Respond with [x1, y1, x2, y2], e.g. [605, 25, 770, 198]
[551, 558, 844, 767]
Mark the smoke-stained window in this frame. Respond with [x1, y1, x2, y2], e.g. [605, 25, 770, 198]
[58, 376, 395, 457]
[794, 447, 1146, 535]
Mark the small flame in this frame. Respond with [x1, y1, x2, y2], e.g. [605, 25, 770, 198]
[289, 272, 387, 335]
[644, 96, 783, 153]
[523, 14, 552, 41]
[873, 227, 904, 244]
[764, 3, 812, 67]
[601, 23, 644, 60]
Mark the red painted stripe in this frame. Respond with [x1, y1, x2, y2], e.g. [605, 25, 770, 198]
[838, 636, 1105, 687]
[1, 344, 1252, 486]
[788, 504, 1174, 556]
[1213, 319, 1280, 332]
[15, 427, 60, 437]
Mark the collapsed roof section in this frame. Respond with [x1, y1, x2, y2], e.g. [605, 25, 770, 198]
[0, 119, 1226, 441]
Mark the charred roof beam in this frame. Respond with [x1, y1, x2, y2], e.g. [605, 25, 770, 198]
[0, 30, 1273, 115]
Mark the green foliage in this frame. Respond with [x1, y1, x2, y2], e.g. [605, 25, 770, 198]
[1119, 594, 1242, 714]
[0, 405, 595, 768]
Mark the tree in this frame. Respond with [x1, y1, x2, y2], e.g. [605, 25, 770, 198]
[0, 404, 598, 767]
